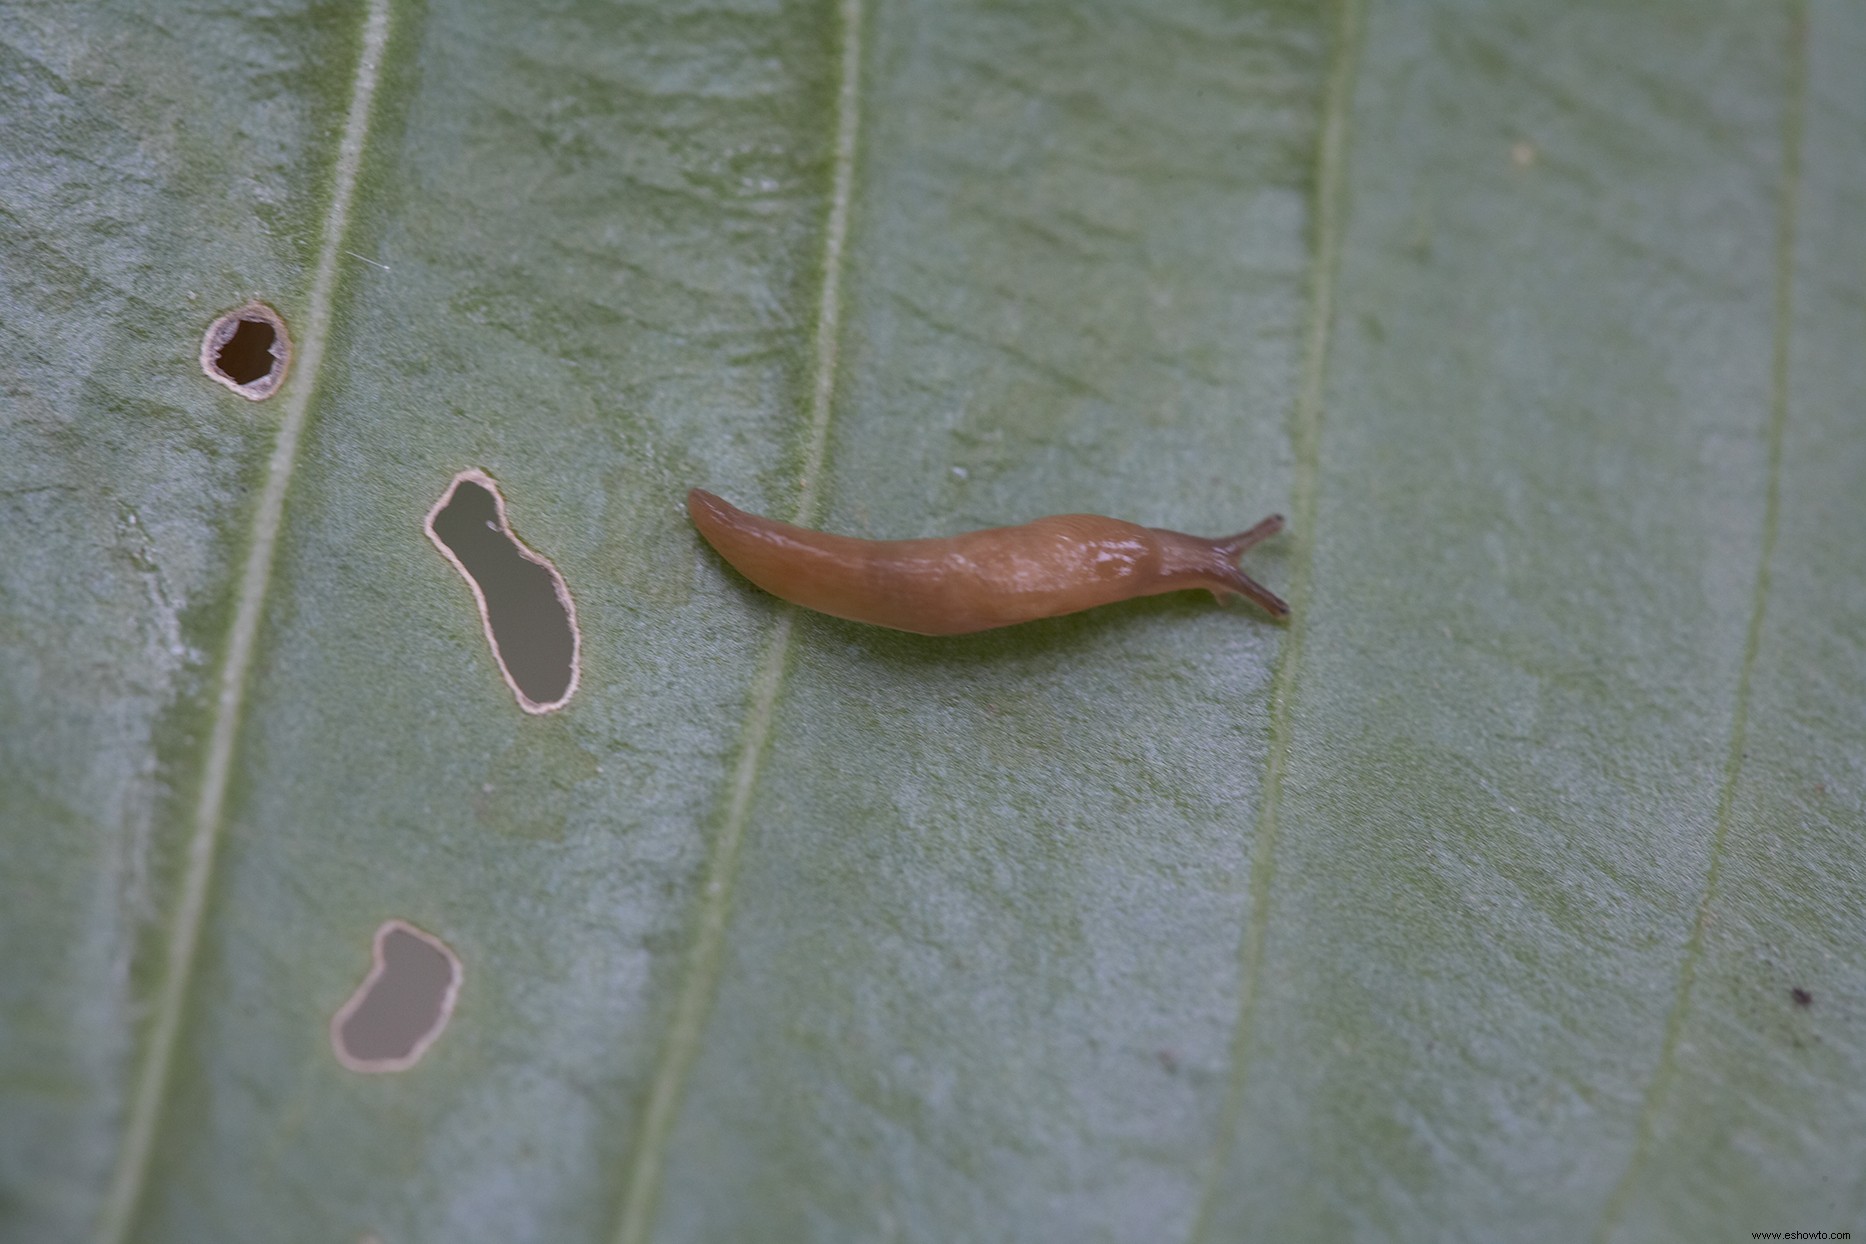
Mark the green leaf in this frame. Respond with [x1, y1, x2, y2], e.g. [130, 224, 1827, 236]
[3, 1, 1861, 1241]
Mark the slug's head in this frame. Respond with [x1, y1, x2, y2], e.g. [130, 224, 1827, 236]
[1208, 516, 1290, 620]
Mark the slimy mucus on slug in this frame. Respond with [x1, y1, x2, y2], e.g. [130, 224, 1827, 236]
[687, 488, 1288, 636]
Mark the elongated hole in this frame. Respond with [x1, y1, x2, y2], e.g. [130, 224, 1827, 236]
[331, 920, 462, 1073]
[425, 469, 581, 713]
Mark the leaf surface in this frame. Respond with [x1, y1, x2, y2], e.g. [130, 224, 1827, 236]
[1, 2, 1861, 1242]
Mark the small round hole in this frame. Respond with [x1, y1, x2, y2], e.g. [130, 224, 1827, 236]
[215, 318, 276, 384]
[201, 301, 291, 400]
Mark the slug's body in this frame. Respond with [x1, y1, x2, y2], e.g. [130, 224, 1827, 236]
[688, 488, 1288, 635]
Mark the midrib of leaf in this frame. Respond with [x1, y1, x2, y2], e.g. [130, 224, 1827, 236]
[93, 3, 393, 1239]
[1592, 6, 1807, 1239]
[1188, 0, 1363, 1236]
[609, 0, 865, 1239]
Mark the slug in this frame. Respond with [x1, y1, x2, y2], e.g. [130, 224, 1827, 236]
[687, 488, 1289, 635]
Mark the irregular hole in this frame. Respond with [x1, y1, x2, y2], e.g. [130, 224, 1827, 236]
[331, 919, 462, 1073]
[425, 469, 581, 713]
[200, 301, 291, 400]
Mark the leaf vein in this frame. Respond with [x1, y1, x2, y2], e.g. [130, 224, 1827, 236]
[1187, 0, 1364, 1236]
[610, 0, 866, 1238]
[94, 3, 394, 1239]
[1592, 6, 1807, 1238]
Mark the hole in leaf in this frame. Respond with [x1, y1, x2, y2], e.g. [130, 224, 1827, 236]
[215, 319, 275, 383]
[200, 301, 291, 399]
[425, 469, 581, 713]
[330, 919, 462, 1073]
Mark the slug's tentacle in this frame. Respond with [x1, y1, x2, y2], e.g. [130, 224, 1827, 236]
[1213, 515, 1290, 617]
[1149, 518, 1290, 619]
[1216, 514, 1285, 559]
[1204, 558, 1290, 620]
[687, 488, 1288, 634]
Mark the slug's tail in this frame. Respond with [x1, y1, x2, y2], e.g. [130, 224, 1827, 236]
[1210, 515, 1290, 620]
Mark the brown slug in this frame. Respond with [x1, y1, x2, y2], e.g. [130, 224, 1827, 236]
[687, 488, 1289, 635]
